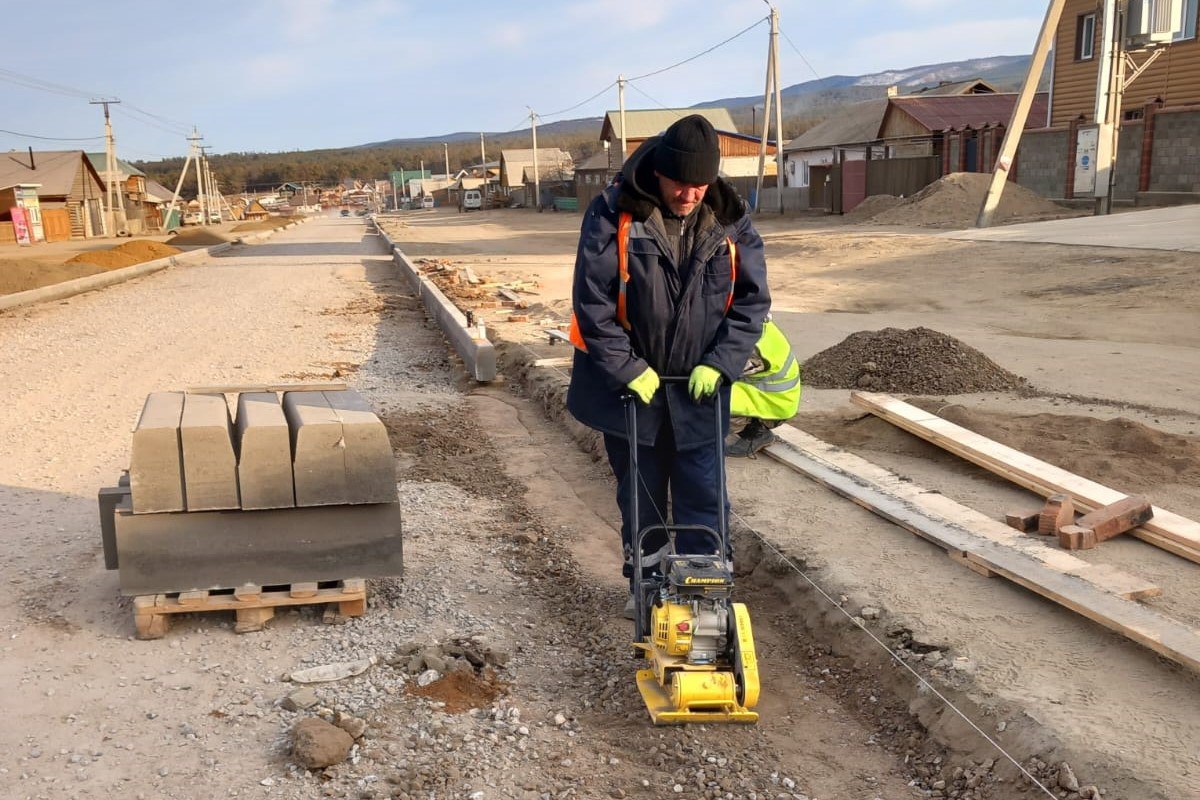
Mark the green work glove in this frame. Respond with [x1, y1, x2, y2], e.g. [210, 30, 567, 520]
[689, 365, 723, 401]
[627, 367, 660, 405]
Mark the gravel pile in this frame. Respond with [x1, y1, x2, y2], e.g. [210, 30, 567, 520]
[803, 326, 1027, 394]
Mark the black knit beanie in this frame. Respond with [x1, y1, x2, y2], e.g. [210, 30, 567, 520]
[655, 115, 721, 186]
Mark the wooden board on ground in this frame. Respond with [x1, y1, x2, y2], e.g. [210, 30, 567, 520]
[769, 426, 1160, 600]
[764, 428, 1200, 675]
[132, 578, 366, 639]
[850, 392, 1200, 565]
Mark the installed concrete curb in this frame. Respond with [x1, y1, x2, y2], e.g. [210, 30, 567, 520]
[374, 221, 497, 382]
[0, 216, 313, 313]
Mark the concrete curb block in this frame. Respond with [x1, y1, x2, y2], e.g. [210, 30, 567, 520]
[0, 216, 314, 314]
[376, 225, 496, 382]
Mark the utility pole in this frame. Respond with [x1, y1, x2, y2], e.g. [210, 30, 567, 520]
[753, 9, 777, 213]
[419, 159, 425, 197]
[480, 132, 487, 201]
[90, 98, 123, 236]
[617, 75, 628, 167]
[443, 142, 450, 180]
[976, 0, 1068, 227]
[199, 145, 213, 226]
[771, 6, 785, 214]
[163, 128, 202, 231]
[528, 107, 540, 211]
[1092, 0, 1122, 215]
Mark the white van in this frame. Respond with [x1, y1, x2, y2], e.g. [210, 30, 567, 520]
[421, 195, 435, 209]
[460, 189, 482, 212]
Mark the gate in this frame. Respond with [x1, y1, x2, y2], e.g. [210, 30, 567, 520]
[41, 209, 72, 242]
[865, 156, 942, 199]
[841, 160, 867, 213]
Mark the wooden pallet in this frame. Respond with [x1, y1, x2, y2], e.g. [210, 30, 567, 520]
[132, 578, 366, 639]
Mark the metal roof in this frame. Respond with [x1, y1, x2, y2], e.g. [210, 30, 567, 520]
[601, 108, 736, 141]
[908, 78, 998, 96]
[886, 93, 1049, 133]
[0, 150, 93, 196]
[499, 148, 573, 188]
[86, 152, 146, 178]
[143, 179, 175, 203]
[575, 151, 610, 171]
[783, 99, 888, 152]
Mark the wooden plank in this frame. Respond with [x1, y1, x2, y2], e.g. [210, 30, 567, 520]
[851, 392, 1200, 564]
[133, 583, 366, 616]
[290, 581, 318, 598]
[770, 427, 1160, 600]
[1005, 511, 1040, 532]
[178, 590, 209, 606]
[764, 429, 1200, 673]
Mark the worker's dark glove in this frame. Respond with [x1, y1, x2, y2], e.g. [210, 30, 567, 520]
[688, 365, 722, 401]
[627, 367, 660, 405]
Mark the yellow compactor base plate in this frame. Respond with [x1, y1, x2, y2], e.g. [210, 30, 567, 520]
[635, 668, 758, 725]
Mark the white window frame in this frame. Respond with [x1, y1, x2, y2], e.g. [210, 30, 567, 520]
[1174, 0, 1199, 41]
[1078, 12, 1097, 60]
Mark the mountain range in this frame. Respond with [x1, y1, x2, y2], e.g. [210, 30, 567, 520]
[358, 54, 1036, 148]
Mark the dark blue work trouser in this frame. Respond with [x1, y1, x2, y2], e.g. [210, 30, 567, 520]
[603, 421, 729, 587]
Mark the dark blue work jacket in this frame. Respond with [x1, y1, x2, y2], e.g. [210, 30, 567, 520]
[566, 137, 771, 449]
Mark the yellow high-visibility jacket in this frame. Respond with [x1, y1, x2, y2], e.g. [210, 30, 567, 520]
[730, 320, 801, 420]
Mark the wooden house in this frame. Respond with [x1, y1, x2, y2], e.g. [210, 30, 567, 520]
[0, 150, 106, 239]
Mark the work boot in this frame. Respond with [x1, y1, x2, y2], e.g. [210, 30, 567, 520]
[726, 423, 776, 458]
[623, 593, 636, 620]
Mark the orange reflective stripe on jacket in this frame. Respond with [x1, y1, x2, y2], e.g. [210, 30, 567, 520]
[569, 212, 736, 352]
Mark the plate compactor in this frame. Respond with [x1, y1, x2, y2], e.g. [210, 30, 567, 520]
[624, 384, 759, 725]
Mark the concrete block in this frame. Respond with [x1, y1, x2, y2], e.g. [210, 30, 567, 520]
[130, 392, 186, 514]
[283, 391, 349, 506]
[324, 390, 397, 504]
[235, 393, 296, 510]
[181, 393, 241, 511]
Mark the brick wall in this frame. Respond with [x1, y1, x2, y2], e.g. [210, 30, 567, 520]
[1016, 129, 1069, 198]
[1150, 111, 1200, 193]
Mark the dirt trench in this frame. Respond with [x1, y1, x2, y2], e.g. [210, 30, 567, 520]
[440, 342, 1112, 800]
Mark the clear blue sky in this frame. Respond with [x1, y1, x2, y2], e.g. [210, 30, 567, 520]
[2, 0, 1048, 159]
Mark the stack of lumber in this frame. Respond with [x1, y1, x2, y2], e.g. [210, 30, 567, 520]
[763, 408, 1200, 675]
[850, 392, 1200, 564]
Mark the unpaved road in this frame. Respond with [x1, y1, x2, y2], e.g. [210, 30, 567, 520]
[381, 206, 1200, 800]
[0, 215, 958, 800]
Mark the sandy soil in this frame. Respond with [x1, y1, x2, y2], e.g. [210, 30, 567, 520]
[380, 205, 1200, 799]
[0, 220, 259, 295]
[0, 214, 959, 800]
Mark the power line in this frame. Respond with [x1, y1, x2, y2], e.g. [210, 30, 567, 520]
[538, 81, 618, 121]
[115, 106, 190, 137]
[0, 67, 100, 99]
[0, 128, 104, 142]
[778, 25, 822, 81]
[627, 16, 768, 81]
[624, 82, 679, 117]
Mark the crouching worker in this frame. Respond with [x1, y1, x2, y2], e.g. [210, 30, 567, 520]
[564, 115, 770, 617]
[727, 317, 801, 457]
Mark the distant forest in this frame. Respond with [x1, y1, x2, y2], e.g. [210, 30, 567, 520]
[132, 114, 821, 196]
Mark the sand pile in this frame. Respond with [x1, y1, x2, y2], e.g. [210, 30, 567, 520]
[803, 327, 1027, 394]
[865, 172, 1068, 228]
[232, 219, 286, 233]
[65, 240, 182, 269]
[168, 228, 234, 246]
[844, 194, 901, 221]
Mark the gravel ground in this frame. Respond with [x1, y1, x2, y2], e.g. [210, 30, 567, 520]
[0, 214, 1084, 800]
